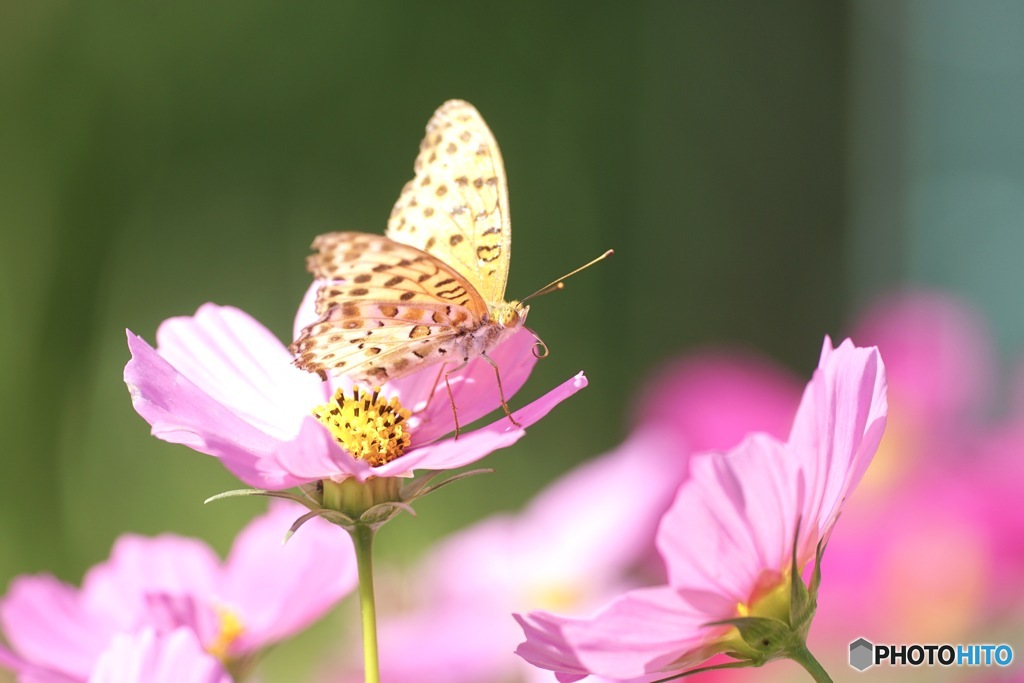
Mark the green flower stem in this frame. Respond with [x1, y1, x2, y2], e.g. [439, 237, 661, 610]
[788, 642, 833, 683]
[350, 523, 381, 683]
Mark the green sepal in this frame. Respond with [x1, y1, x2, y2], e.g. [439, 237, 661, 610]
[788, 518, 813, 635]
[203, 468, 494, 538]
[706, 616, 791, 664]
[787, 518, 828, 641]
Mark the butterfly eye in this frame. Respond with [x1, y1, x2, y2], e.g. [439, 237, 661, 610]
[496, 307, 519, 327]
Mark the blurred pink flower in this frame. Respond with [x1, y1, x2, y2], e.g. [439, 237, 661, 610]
[124, 301, 585, 488]
[515, 338, 887, 681]
[0, 501, 353, 682]
[326, 426, 687, 683]
[851, 290, 992, 429]
[633, 349, 803, 454]
[89, 629, 230, 683]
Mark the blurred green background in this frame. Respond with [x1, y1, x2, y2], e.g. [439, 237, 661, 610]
[2, 1, 1022, 680]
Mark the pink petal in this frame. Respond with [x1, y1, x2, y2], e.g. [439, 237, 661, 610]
[0, 576, 114, 679]
[88, 629, 230, 683]
[125, 329, 342, 489]
[419, 515, 520, 599]
[370, 372, 587, 479]
[154, 304, 327, 438]
[334, 607, 516, 683]
[511, 427, 684, 589]
[0, 646, 18, 669]
[405, 327, 539, 445]
[515, 586, 721, 680]
[372, 423, 525, 478]
[0, 643, 79, 683]
[789, 337, 887, 549]
[657, 435, 801, 609]
[222, 500, 356, 650]
[267, 416, 367, 483]
[503, 371, 588, 432]
[81, 535, 221, 624]
[422, 428, 681, 603]
[139, 594, 218, 649]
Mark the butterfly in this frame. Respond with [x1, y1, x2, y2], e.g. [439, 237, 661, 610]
[290, 100, 609, 434]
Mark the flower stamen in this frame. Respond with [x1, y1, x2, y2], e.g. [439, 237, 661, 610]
[313, 386, 412, 466]
[207, 605, 245, 662]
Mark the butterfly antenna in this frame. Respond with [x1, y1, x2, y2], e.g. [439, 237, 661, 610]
[521, 249, 614, 303]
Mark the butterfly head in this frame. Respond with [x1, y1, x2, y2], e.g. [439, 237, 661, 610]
[491, 300, 529, 329]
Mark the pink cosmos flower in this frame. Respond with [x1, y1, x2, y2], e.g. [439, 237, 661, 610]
[124, 298, 585, 488]
[515, 337, 887, 681]
[88, 629, 230, 683]
[0, 629, 230, 683]
[0, 500, 354, 682]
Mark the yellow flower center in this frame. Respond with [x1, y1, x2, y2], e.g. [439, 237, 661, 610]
[711, 575, 796, 659]
[738, 570, 792, 622]
[529, 581, 584, 613]
[312, 386, 412, 466]
[207, 605, 245, 661]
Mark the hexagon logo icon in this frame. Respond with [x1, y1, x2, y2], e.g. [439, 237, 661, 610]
[849, 637, 874, 671]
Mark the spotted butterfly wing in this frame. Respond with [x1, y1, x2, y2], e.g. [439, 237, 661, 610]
[290, 232, 490, 384]
[385, 99, 511, 305]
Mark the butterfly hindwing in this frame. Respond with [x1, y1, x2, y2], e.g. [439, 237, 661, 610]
[292, 301, 465, 383]
[291, 232, 487, 382]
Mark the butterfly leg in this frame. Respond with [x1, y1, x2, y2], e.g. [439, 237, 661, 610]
[481, 352, 521, 429]
[442, 366, 463, 439]
[410, 363, 465, 439]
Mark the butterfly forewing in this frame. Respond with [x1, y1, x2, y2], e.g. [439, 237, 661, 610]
[305, 232, 488, 316]
[292, 232, 488, 382]
[386, 99, 512, 306]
